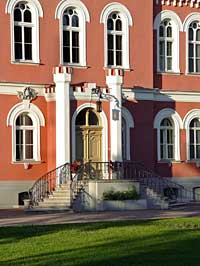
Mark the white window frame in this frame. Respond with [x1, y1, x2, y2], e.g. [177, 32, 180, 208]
[154, 10, 182, 73]
[100, 3, 133, 70]
[183, 109, 200, 161]
[55, 0, 90, 67]
[7, 102, 45, 163]
[183, 13, 200, 74]
[5, 0, 43, 64]
[160, 118, 175, 160]
[154, 108, 183, 161]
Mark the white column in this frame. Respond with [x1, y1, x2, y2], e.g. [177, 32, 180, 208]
[53, 66, 72, 168]
[106, 69, 124, 161]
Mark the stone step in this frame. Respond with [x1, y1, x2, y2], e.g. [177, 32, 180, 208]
[38, 202, 70, 207]
[48, 196, 71, 200]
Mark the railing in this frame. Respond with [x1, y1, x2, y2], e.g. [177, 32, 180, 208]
[77, 161, 199, 203]
[29, 163, 71, 207]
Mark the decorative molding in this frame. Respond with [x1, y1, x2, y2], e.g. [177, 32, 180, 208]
[17, 87, 38, 101]
[154, 10, 183, 31]
[55, 0, 90, 21]
[155, 0, 200, 8]
[183, 12, 200, 31]
[5, 0, 44, 17]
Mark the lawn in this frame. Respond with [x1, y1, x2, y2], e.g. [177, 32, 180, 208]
[1, 218, 200, 266]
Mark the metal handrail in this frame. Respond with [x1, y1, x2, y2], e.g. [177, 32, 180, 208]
[29, 163, 71, 207]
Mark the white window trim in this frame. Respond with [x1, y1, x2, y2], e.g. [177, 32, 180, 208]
[71, 103, 108, 162]
[100, 2, 133, 70]
[183, 13, 200, 74]
[5, 0, 43, 64]
[183, 109, 200, 161]
[122, 107, 134, 160]
[7, 102, 45, 163]
[55, 0, 90, 67]
[154, 10, 183, 73]
[154, 108, 183, 161]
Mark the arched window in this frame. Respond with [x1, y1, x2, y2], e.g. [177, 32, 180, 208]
[100, 3, 133, 69]
[55, 0, 90, 66]
[188, 21, 200, 73]
[154, 10, 182, 73]
[159, 20, 173, 72]
[7, 102, 45, 164]
[122, 117, 127, 160]
[160, 118, 174, 160]
[6, 0, 43, 63]
[154, 108, 183, 161]
[107, 12, 122, 67]
[189, 118, 200, 160]
[63, 8, 80, 64]
[16, 113, 34, 161]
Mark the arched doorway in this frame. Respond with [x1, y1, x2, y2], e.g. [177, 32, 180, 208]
[75, 108, 103, 163]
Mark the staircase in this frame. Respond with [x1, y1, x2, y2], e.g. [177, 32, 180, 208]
[27, 161, 199, 211]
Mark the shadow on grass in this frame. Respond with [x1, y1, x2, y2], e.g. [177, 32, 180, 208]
[1, 219, 200, 266]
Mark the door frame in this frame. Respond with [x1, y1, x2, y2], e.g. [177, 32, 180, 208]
[72, 103, 108, 162]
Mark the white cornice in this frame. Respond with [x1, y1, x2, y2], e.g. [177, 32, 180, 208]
[155, 0, 200, 8]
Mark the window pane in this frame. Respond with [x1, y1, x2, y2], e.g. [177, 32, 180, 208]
[189, 28, 193, 40]
[14, 9, 21, 22]
[167, 42, 172, 56]
[116, 19, 122, 31]
[16, 145, 23, 161]
[190, 145, 195, 159]
[189, 43, 194, 57]
[167, 129, 173, 144]
[108, 34, 113, 49]
[116, 35, 122, 50]
[167, 26, 172, 37]
[24, 27, 32, 43]
[108, 50, 114, 65]
[189, 59, 194, 72]
[16, 130, 23, 145]
[167, 58, 172, 70]
[25, 130, 33, 145]
[197, 145, 200, 158]
[15, 43, 22, 60]
[89, 111, 99, 125]
[72, 32, 79, 47]
[196, 44, 200, 57]
[72, 15, 79, 27]
[116, 51, 122, 66]
[168, 145, 174, 159]
[63, 15, 69, 26]
[14, 26, 22, 42]
[196, 130, 200, 143]
[63, 47, 70, 63]
[63, 31, 70, 46]
[24, 115, 33, 125]
[160, 130, 164, 144]
[197, 29, 200, 41]
[25, 145, 33, 159]
[72, 48, 79, 63]
[196, 59, 200, 72]
[24, 10, 32, 23]
[160, 144, 164, 159]
[107, 18, 113, 30]
[25, 44, 32, 60]
[159, 41, 165, 56]
[159, 26, 164, 37]
[159, 56, 165, 71]
[161, 118, 172, 126]
[190, 129, 194, 143]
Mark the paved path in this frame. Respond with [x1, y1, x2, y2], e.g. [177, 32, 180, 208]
[0, 205, 200, 227]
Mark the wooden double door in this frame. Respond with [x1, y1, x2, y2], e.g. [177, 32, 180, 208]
[76, 126, 102, 163]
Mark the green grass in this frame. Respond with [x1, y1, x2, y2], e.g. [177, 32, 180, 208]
[1, 218, 200, 266]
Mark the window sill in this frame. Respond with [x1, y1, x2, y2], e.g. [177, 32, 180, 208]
[186, 72, 200, 76]
[156, 71, 181, 75]
[61, 64, 89, 69]
[157, 160, 182, 165]
[12, 160, 43, 169]
[11, 61, 40, 66]
[104, 66, 133, 72]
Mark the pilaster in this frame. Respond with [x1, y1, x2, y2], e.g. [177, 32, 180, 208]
[106, 69, 124, 161]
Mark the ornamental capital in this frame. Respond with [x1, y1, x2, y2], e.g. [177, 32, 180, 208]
[17, 87, 38, 102]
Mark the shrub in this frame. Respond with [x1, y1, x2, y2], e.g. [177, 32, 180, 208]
[103, 187, 140, 201]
